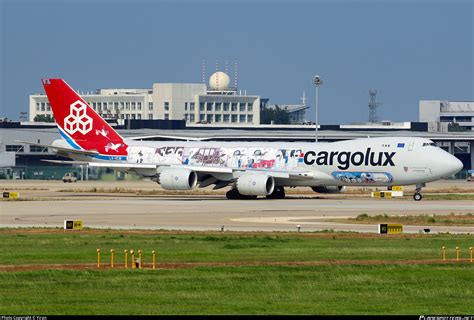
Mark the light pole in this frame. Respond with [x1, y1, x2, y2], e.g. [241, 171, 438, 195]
[312, 75, 323, 142]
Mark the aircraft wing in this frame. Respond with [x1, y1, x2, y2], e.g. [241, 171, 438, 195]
[170, 166, 315, 178]
[229, 168, 312, 179]
[168, 165, 233, 174]
[41, 160, 320, 180]
[233, 167, 331, 180]
[42, 160, 233, 173]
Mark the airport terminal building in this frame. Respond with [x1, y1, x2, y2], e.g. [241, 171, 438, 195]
[268, 103, 309, 124]
[29, 72, 262, 126]
[420, 100, 474, 132]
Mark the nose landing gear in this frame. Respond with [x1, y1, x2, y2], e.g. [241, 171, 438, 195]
[413, 192, 423, 201]
[413, 183, 425, 201]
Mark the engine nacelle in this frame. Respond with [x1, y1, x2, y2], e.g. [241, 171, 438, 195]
[236, 174, 275, 196]
[311, 186, 346, 194]
[159, 168, 198, 190]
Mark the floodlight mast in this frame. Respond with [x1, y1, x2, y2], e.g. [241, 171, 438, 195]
[313, 75, 323, 142]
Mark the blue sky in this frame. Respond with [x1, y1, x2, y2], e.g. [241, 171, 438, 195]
[1, 0, 472, 123]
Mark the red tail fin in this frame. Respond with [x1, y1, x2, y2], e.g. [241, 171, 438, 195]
[42, 79, 128, 159]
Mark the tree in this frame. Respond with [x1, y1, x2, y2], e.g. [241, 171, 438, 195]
[260, 105, 290, 124]
[33, 114, 55, 122]
[448, 122, 467, 132]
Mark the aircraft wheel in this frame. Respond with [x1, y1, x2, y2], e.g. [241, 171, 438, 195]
[266, 187, 286, 199]
[226, 189, 258, 200]
[413, 192, 422, 201]
[226, 189, 240, 200]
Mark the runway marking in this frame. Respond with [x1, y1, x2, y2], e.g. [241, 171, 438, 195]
[230, 216, 474, 234]
[232, 215, 353, 225]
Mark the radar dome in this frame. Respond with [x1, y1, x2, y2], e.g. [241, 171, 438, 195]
[209, 71, 230, 90]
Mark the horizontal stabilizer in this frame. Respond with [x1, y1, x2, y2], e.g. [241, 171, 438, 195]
[42, 160, 89, 165]
[15, 140, 99, 156]
[42, 159, 157, 169]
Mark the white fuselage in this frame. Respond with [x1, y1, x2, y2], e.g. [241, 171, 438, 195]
[89, 136, 462, 187]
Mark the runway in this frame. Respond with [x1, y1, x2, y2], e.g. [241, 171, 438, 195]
[1, 196, 473, 233]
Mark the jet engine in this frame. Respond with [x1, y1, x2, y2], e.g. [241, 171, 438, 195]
[236, 174, 275, 196]
[311, 186, 346, 193]
[159, 168, 198, 190]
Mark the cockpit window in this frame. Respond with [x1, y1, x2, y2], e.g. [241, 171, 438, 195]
[422, 142, 436, 147]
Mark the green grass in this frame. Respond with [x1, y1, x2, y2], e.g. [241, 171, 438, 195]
[1, 230, 473, 265]
[1, 265, 473, 315]
[1, 229, 474, 315]
[422, 193, 474, 200]
[343, 213, 474, 226]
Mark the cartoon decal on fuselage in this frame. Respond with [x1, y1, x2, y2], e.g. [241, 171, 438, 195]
[189, 148, 227, 166]
[127, 146, 308, 170]
[126, 146, 397, 180]
[184, 147, 303, 169]
[127, 146, 184, 164]
[331, 171, 394, 184]
[156, 146, 184, 164]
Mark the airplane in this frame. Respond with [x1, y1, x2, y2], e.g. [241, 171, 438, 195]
[21, 79, 464, 201]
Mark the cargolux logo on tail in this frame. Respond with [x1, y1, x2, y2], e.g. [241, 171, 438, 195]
[64, 100, 93, 135]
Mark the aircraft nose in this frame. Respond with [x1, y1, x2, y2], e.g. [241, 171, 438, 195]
[453, 156, 464, 173]
[442, 153, 463, 176]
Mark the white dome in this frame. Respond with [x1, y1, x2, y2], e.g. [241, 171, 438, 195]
[209, 71, 230, 90]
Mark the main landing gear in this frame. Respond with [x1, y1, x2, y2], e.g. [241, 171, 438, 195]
[225, 188, 257, 200]
[225, 187, 286, 200]
[266, 186, 286, 199]
[413, 183, 425, 201]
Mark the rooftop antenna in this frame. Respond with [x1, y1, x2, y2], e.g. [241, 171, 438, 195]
[201, 60, 206, 84]
[300, 91, 307, 106]
[234, 61, 238, 89]
[225, 60, 229, 75]
[368, 89, 380, 123]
